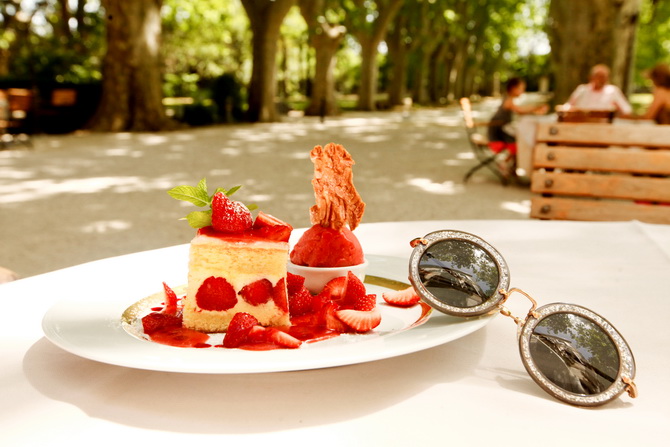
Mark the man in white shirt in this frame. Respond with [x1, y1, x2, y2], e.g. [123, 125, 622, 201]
[565, 64, 632, 115]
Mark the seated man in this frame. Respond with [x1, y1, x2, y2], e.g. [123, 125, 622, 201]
[564, 64, 632, 115]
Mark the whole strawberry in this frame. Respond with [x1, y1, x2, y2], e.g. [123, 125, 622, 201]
[211, 192, 253, 233]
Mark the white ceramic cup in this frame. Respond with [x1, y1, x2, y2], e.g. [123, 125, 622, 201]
[287, 259, 369, 294]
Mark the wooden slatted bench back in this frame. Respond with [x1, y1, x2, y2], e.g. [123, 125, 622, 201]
[530, 122, 670, 224]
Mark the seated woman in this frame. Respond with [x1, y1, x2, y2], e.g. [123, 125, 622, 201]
[638, 63, 670, 124]
[487, 78, 548, 176]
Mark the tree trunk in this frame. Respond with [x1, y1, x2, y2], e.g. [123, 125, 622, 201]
[548, 0, 642, 103]
[611, 0, 642, 94]
[347, 0, 404, 111]
[241, 0, 296, 123]
[299, 0, 345, 117]
[428, 42, 447, 103]
[357, 34, 379, 110]
[386, 16, 410, 107]
[88, 0, 172, 132]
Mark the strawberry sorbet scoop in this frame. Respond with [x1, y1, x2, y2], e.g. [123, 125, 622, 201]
[290, 143, 366, 267]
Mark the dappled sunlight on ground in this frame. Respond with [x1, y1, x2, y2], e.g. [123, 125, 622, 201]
[0, 175, 180, 204]
[406, 178, 464, 195]
[501, 200, 532, 215]
[80, 219, 132, 234]
[1, 106, 531, 277]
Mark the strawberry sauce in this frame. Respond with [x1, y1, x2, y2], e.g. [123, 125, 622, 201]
[142, 305, 345, 350]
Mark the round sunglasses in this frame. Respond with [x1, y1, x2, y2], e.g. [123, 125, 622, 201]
[408, 230, 637, 407]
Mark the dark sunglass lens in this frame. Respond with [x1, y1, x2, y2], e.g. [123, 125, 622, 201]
[529, 313, 620, 396]
[418, 240, 499, 308]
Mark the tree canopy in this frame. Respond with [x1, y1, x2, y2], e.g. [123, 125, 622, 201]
[1, 0, 668, 129]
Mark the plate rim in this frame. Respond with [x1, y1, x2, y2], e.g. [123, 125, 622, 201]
[41, 254, 495, 374]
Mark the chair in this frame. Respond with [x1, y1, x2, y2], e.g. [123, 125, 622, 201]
[0, 88, 34, 149]
[459, 97, 514, 185]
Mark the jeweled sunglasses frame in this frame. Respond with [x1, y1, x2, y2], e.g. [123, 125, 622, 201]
[408, 229, 637, 407]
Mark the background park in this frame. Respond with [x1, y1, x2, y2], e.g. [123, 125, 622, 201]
[2, 0, 670, 279]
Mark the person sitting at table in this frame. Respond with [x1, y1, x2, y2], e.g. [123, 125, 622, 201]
[487, 77, 548, 177]
[563, 64, 633, 116]
[632, 63, 670, 124]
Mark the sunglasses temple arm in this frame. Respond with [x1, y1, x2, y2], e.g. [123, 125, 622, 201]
[623, 376, 638, 399]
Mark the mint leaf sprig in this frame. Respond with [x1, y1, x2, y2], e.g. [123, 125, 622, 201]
[167, 178, 257, 229]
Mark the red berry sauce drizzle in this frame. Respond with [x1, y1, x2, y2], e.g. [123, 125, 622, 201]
[141, 301, 351, 351]
[139, 276, 431, 351]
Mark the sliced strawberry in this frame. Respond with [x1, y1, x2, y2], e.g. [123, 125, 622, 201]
[238, 278, 273, 306]
[196, 276, 238, 311]
[310, 291, 332, 315]
[289, 286, 313, 317]
[162, 282, 179, 315]
[223, 313, 259, 348]
[211, 192, 253, 233]
[245, 325, 271, 344]
[286, 272, 306, 295]
[382, 287, 421, 307]
[321, 302, 348, 332]
[252, 211, 293, 242]
[335, 308, 382, 333]
[266, 328, 302, 349]
[141, 312, 183, 335]
[272, 277, 289, 313]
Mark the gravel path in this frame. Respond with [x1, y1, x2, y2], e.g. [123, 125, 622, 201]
[1, 102, 531, 278]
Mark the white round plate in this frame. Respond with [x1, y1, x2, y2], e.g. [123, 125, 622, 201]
[42, 255, 495, 374]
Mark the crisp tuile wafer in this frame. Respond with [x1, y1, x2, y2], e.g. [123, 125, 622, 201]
[309, 143, 365, 230]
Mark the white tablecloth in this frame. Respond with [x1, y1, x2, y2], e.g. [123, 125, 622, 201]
[2, 220, 669, 446]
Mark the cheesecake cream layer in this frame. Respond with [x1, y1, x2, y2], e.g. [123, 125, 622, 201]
[183, 234, 290, 332]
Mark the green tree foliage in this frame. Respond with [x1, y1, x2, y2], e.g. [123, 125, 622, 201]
[635, 0, 670, 90]
[0, 0, 104, 83]
[161, 0, 250, 98]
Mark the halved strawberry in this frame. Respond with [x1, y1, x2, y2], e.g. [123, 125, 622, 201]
[211, 192, 253, 233]
[246, 325, 270, 344]
[320, 302, 348, 332]
[354, 293, 377, 311]
[196, 276, 238, 311]
[141, 312, 183, 335]
[289, 286, 313, 317]
[238, 278, 273, 306]
[266, 328, 302, 349]
[252, 211, 293, 242]
[273, 277, 289, 313]
[310, 291, 332, 314]
[382, 287, 421, 307]
[162, 282, 179, 315]
[286, 272, 306, 295]
[223, 313, 259, 348]
[320, 276, 347, 301]
[339, 271, 367, 308]
[335, 308, 382, 333]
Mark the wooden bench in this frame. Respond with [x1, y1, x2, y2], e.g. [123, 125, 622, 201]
[530, 122, 670, 224]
